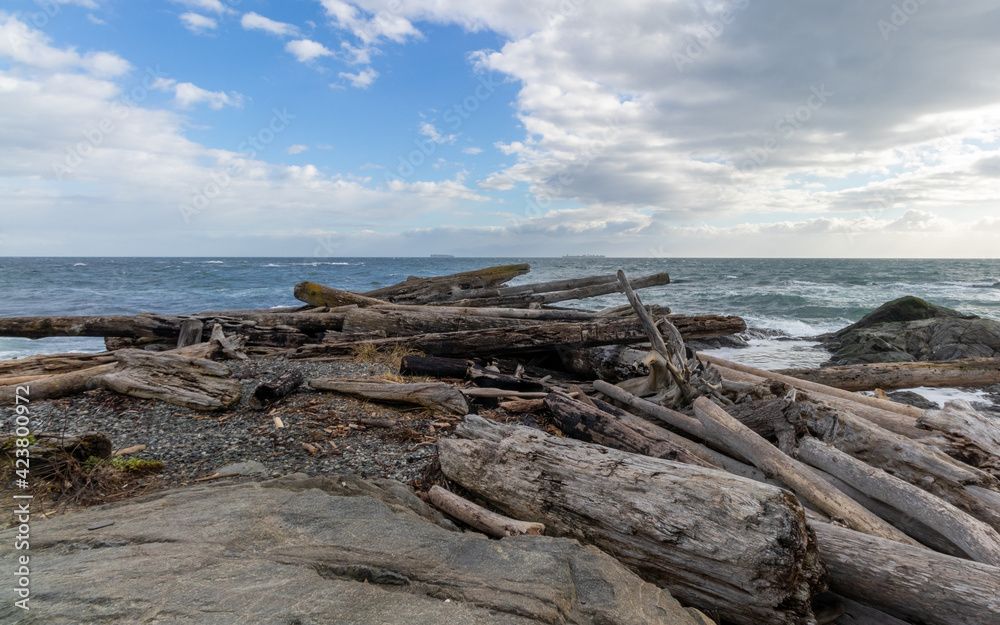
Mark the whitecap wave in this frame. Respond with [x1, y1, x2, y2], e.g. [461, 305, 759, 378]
[205, 260, 224, 264]
[73, 263, 87, 266]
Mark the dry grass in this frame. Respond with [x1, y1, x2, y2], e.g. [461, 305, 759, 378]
[350, 342, 424, 370]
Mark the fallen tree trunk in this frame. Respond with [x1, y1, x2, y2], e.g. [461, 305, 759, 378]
[544, 391, 717, 469]
[427, 486, 545, 537]
[777, 357, 1000, 392]
[89, 350, 240, 411]
[379, 304, 596, 321]
[0, 363, 117, 403]
[438, 416, 826, 625]
[811, 520, 1000, 625]
[691, 397, 918, 545]
[342, 307, 544, 336]
[797, 436, 1000, 566]
[293, 282, 387, 308]
[295, 315, 746, 359]
[557, 344, 650, 382]
[442, 272, 672, 308]
[918, 400, 1000, 478]
[248, 370, 304, 410]
[0, 351, 118, 378]
[399, 355, 471, 379]
[307, 378, 472, 415]
[362, 264, 531, 303]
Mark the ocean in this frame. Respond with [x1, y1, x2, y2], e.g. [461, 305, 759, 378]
[2, 257, 999, 400]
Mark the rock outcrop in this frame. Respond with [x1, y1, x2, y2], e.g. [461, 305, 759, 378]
[0, 474, 699, 625]
[820, 296, 1000, 365]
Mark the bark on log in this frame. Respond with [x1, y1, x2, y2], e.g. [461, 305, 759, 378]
[89, 350, 240, 411]
[544, 391, 717, 469]
[248, 370, 304, 410]
[918, 400, 1000, 478]
[699, 354, 923, 419]
[362, 264, 531, 303]
[427, 486, 545, 537]
[777, 357, 1000, 392]
[293, 282, 387, 308]
[691, 397, 918, 545]
[442, 272, 672, 308]
[307, 378, 472, 415]
[811, 521, 1000, 625]
[399, 355, 471, 379]
[0, 363, 117, 403]
[438, 416, 826, 625]
[797, 436, 1000, 566]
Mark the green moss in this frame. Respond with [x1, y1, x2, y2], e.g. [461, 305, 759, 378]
[109, 456, 164, 474]
[1, 435, 37, 450]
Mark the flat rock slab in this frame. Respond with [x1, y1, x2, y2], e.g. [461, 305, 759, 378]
[0, 474, 698, 625]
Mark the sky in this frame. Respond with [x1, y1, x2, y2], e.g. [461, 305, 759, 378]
[0, 0, 999, 258]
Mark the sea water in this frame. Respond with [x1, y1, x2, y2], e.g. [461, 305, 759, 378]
[2, 257, 998, 378]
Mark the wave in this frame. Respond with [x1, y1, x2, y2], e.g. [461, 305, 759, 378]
[291, 262, 354, 266]
[205, 261, 224, 264]
[73, 263, 87, 266]
[263, 263, 282, 267]
[741, 315, 842, 338]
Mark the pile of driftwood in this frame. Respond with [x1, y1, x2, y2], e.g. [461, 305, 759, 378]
[2, 265, 998, 625]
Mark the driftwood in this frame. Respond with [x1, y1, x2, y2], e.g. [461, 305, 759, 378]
[176, 319, 204, 348]
[307, 378, 472, 415]
[294, 315, 745, 359]
[557, 344, 650, 382]
[381, 304, 597, 321]
[293, 282, 387, 308]
[778, 357, 1000, 392]
[811, 521, 1000, 625]
[544, 391, 717, 469]
[342, 307, 542, 336]
[443, 271, 672, 308]
[0, 351, 118, 379]
[438, 416, 825, 625]
[427, 486, 545, 537]
[399, 355, 470, 379]
[468, 366, 545, 392]
[0, 363, 117, 403]
[362, 264, 531, 304]
[796, 436, 1000, 566]
[248, 370, 304, 410]
[918, 400, 1000, 477]
[691, 397, 917, 545]
[89, 350, 240, 411]
[2, 431, 112, 476]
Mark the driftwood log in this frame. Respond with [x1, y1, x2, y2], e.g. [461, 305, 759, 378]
[0, 363, 117, 404]
[399, 355, 471, 379]
[0, 351, 118, 379]
[248, 370, 304, 410]
[443, 271, 672, 308]
[918, 400, 1000, 478]
[427, 486, 545, 537]
[812, 520, 1000, 625]
[439, 416, 826, 625]
[2, 432, 112, 477]
[362, 264, 531, 304]
[777, 357, 1000, 391]
[342, 307, 542, 336]
[307, 378, 472, 415]
[89, 350, 240, 411]
[293, 282, 386, 308]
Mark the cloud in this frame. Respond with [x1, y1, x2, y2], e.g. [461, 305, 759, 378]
[179, 12, 217, 34]
[462, 147, 483, 155]
[319, 0, 420, 45]
[419, 122, 456, 145]
[170, 0, 230, 14]
[86, 14, 106, 25]
[0, 13, 130, 77]
[241, 12, 300, 37]
[285, 39, 334, 63]
[338, 67, 378, 88]
[152, 77, 245, 110]
[286, 144, 309, 154]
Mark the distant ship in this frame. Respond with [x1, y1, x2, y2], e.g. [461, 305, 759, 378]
[562, 254, 605, 258]
[430, 254, 455, 258]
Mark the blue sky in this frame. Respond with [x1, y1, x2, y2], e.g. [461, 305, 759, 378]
[1, 0, 999, 257]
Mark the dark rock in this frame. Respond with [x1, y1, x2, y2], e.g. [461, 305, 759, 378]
[846, 296, 976, 329]
[886, 391, 940, 410]
[0, 474, 698, 625]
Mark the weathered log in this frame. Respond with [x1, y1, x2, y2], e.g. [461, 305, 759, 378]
[797, 436, 1000, 566]
[2, 431, 112, 477]
[0, 351, 118, 378]
[342, 307, 542, 336]
[293, 282, 387, 308]
[307, 378, 472, 415]
[294, 315, 745, 359]
[918, 400, 1000, 478]
[811, 520, 1000, 625]
[427, 486, 545, 537]
[443, 272, 672, 308]
[544, 391, 717, 468]
[439, 416, 826, 625]
[363, 264, 531, 303]
[777, 357, 1000, 392]
[380, 304, 596, 321]
[0, 363, 117, 403]
[828, 595, 911, 625]
[248, 370, 304, 410]
[699, 353, 923, 419]
[399, 355, 471, 379]
[172, 324, 248, 361]
[468, 366, 545, 392]
[498, 398, 546, 412]
[176, 319, 204, 348]
[691, 397, 918, 545]
[557, 344, 650, 382]
[89, 350, 240, 411]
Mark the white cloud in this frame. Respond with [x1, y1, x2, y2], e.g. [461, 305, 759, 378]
[285, 39, 334, 63]
[338, 67, 378, 88]
[170, 0, 230, 14]
[319, 0, 420, 45]
[419, 122, 456, 145]
[180, 12, 217, 34]
[241, 12, 299, 37]
[0, 13, 130, 77]
[462, 147, 483, 155]
[152, 77, 245, 110]
[286, 144, 309, 154]
[86, 14, 106, 25]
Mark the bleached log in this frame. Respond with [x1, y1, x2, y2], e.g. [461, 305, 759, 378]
[0, 363, 117, 403]
[691, 397, 918, 545]
[380, 304, 596, 321]
[342, 307, 543, 336]
[176, 319, 204, 348]
[777, 357, 1000, 391]
[918, 400, 1000, 478]
[442, 271, 672, 308]
[427, 486, 545, 537]
[439, 416, 826, 625]
[0, 351, 118, 378]
[307, 378, 472, 415]
[89, 350, 240, 411]
[811, 521, 1000, 625]
[362, 264, 531, 303]
[797, 436, 1000, 566]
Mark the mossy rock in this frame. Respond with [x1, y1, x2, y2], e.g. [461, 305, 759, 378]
[844, 296, 975, 332]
